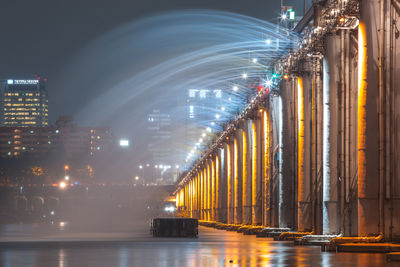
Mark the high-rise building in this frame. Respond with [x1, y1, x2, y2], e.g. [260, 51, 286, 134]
[147, 109, 172, 163]
[0, 116, 112, 159]
[185, 88, 223, 154]
[1, 77, 48, 126]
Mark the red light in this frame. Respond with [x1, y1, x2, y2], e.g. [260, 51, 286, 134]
[258, 86, 264, 92]
[43, 78, 47, 82]
[265, 88, 270, 94]
[37, 76, 41, 80]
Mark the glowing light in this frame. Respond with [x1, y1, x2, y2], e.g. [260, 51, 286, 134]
[206, 127, 212, 132]
[202, 133, 206, 137]
[211, 122, 215, 126]
[281, 13, 287, 20]
[283, 74, 289, 80]
[233, 85, 238, 91]
[59, 182, 67, 189]
[257, 86, 264, 92]
[252, 58, 258, 63]
[139, 165, 143, 169]
[64, 165, 69, 171]
[135, 176, 139, 180]
[221, 107, 225, 111]
[265, 79, 272, 87]
[242, 73, 248, 79]
[175, 165, 179, 169]
[119, 139, 129, 147]
[164, 206, 176, 212]
[339, 17, 345, 23]
[215, 114, 220, 119]
[64, 175, 69, 181]
[199, 138, 203, 143]
[265, 39, 271, 45]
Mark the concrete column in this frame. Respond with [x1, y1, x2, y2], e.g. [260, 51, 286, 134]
[218, 148, 227, 223]
[262, 109, 272, 227]
[192, 175, 198, 218]
[186, 182, 189, 217]
[323, 33, 340, 234]
[280, 78, 296, 229]
[199, 170, 204, 220]
[196, 174, 201, 219]
[226, 142, 235, 224]
[234, 134, 243, 225]
[211, 159, 216, 221]
[358, 0, 380, 236]
[298, 73, 313, 232]
[270, 95, 282, 228]
[206, 165, 210, 221]
[242, 121, 252, 225]
[214, 155, 219, 222]
[189, 181, 193, 218]
[389, 0, 400, 241]
[252, 117, 262, 225]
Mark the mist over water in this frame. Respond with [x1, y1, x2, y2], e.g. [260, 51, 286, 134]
[1, 11, 299, 247]
[53, 10, 298, 168]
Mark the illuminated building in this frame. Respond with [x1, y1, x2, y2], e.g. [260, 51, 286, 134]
[0, 116, 112, 158]
[147, 109, 172, 163]
[185, 88, 223, 154]
[1, 77, 48, 126]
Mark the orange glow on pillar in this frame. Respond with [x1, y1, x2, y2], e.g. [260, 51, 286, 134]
[358, 22, 367, 194]
[298, 77, 305, 203]
[251, 122, 257, 208]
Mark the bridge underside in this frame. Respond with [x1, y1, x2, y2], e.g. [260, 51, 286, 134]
[175, 0, 400, 241]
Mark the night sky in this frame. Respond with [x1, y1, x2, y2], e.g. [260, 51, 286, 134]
[0, 0, 304, 124]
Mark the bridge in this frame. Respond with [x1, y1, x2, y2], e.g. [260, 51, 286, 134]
[174, 0, 400, 241]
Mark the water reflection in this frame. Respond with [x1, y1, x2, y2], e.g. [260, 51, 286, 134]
[0, 226, 391, 267]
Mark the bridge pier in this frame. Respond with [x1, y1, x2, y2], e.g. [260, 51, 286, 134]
[298, 69, 313, 232]
[358, 0, 380, 237]
[242, 121, 252, 225]
[251, 115, 262, 225]
[322, 33, 340, 235]
[280, 78, 296, 229]
[225, 143, 234, 224]
[234, 134, 243, 225]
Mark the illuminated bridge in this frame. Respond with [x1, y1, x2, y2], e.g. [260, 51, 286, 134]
[173, 0, 400, 242]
